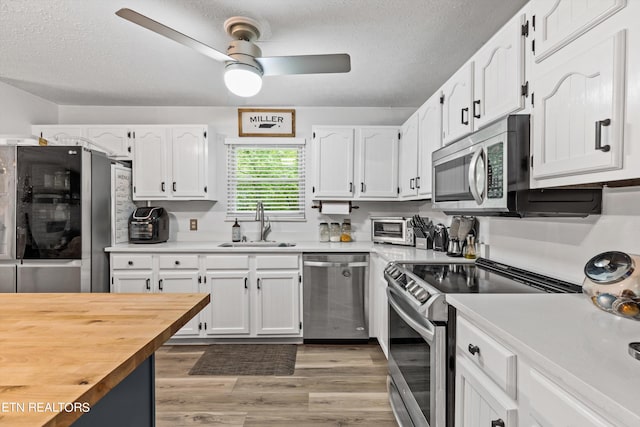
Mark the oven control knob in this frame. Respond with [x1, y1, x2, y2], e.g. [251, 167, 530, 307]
[414, 289, 430, 303]
[405, 280, 417, 291]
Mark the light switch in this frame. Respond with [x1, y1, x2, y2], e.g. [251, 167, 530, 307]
[190, 219, 198, 231]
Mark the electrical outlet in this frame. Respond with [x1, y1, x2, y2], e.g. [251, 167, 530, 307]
[189, 219, 198, 231]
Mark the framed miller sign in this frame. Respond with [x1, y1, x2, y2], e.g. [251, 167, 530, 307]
[238, 108, 296, 137]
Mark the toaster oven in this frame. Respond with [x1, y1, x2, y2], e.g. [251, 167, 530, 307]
[371, 217, 414, 246]
[128, 207, 169, 244]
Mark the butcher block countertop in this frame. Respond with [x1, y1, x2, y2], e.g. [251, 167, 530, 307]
[0, 293, 210, 427]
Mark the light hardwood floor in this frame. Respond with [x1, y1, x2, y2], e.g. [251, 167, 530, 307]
[155, 343, 398, 426]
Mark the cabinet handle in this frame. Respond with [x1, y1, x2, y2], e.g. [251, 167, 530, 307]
[491, 419, 505, 427]
[128, 260, 133, 266]
[349, 182, 353, 193]
[161, 182, 166, 192]
[409, 178, 415, 189]
[159, 279, 163, 291]
[595, 119, 611, 152]
[173, 182, 177, 192]
[145, 278, 151, 290]
[468, 344, 480, 356]
[257, 278, 261, 290]
[415, 176, 420, 189]
[244, 277, 248, 289]
[461, 107, 469, 125]
[174, 260, 180, 266]
[473, 100, 481, 119]
[361, 182, 365, 193]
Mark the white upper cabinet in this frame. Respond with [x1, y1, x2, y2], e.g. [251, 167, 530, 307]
[531, 30, 626, 180]
[32, 126, 84, 141]
[133, 126, 216, 201]
[533, 0, 627, 62]
[442, 62, 474, 145]
[355, 127, 399, 198]
[398, 112, 419, 198]
[312, 126, 399, 200]
[133, 127, 170, 199]
[473, 14, 526, 129]
[417, 92, 442, 198]
[312, 127, 355, 198]
[84, 126, 132, 160]
[32, 125, 132, 159]
[171, 126, 207, 198]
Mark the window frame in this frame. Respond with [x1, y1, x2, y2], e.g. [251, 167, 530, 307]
[225, 137, 306, 222]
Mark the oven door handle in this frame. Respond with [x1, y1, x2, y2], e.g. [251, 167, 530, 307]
[387, 287, 435, 343]
[468, 146, 485, 205]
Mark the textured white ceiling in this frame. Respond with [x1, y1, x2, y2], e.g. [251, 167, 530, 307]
[0, 0, 528, 107]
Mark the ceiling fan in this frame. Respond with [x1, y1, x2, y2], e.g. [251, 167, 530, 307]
[115, 8, 351, 97]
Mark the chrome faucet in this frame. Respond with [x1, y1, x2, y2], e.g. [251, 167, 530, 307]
[255, 201, 271, 241]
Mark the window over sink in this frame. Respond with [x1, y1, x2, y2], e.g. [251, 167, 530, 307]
[225, 138, 306, 220]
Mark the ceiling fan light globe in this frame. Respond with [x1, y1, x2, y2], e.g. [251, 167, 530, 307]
[224, 63, 263, 97]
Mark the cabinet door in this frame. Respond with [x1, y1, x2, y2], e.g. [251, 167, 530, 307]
[312, 127, 355, 198]
[369, 253, 388, 358]
[417, 93, 442, 198]
[112, 270, 152, 293]
[523, 367, 614, 427]
[157, 270, 201, 336]
[356, 127, 398, 198]
[171, 126, 206, 198]
[85, 126, 132, 159]
[205, 271, 250, 335]
[133, 127, 169, 199]
[442, 62, 474, 145]
[533, 0, 627, 62]
[455, 356, 517, 427]
[473, 14, 525, 129]
[398, 113, 419, 198]
[255, 271, 301, 335]
[32, 126, 83, 143]
[532, 31, 625, 181]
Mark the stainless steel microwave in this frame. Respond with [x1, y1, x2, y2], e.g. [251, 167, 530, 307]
[431, 115, 602, 217]
[371, 217, 414, 246]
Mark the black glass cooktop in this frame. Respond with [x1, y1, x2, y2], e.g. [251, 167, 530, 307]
[400, 258, 582, 295]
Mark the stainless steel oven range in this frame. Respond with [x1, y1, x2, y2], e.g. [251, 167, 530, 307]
[384, 258, 581, 427]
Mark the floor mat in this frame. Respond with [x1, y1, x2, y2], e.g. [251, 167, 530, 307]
[188, 344, 298, 376]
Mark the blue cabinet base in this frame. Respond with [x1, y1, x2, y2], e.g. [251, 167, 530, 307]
[72, 355, 155, 427]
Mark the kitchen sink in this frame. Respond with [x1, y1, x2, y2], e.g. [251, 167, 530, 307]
[218, 242, 297, 248]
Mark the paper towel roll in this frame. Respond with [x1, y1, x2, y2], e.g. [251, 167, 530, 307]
[320, 201, 351, 215]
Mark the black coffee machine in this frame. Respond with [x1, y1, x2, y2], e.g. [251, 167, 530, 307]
[128, 207, 169, 243]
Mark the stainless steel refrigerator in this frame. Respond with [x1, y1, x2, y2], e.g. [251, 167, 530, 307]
[0, 145, 111, 293]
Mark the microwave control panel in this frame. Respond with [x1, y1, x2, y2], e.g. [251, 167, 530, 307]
[486, 142, 503, 199]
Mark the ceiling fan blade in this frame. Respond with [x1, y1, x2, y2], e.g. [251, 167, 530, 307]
[115, 8, 235, 63]
[256, 54, 351, 76]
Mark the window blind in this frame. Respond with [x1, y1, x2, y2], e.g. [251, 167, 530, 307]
[226, 142, 306, 220]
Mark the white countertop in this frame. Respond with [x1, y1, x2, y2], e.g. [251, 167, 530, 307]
[447, 293, 640, 426]
[105, 241, 475, 264]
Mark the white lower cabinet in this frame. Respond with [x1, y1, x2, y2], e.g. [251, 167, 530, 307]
[455, 311, 622, 427]
[455, 356, 517, 427]
[255, 271, 301, 335]
[205, 271, 251, 335]
[157, 269, 200, 336]
[112, 270, 152, 293]
[521, 365, 614, 427]
[110, 253, 202, 337]
[369, 252, 388, 358]
[202, 254, 302, 338]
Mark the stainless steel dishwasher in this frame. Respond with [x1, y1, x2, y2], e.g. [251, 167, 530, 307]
[302, 253, 369, 341]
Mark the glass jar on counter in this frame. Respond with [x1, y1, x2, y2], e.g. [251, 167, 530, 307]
[319, 222, 329, 242]
[329, 222, 341, 242]
[340, 219, 352, 242]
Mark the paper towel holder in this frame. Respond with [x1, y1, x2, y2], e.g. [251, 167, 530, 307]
[311, 201, 359, 213]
